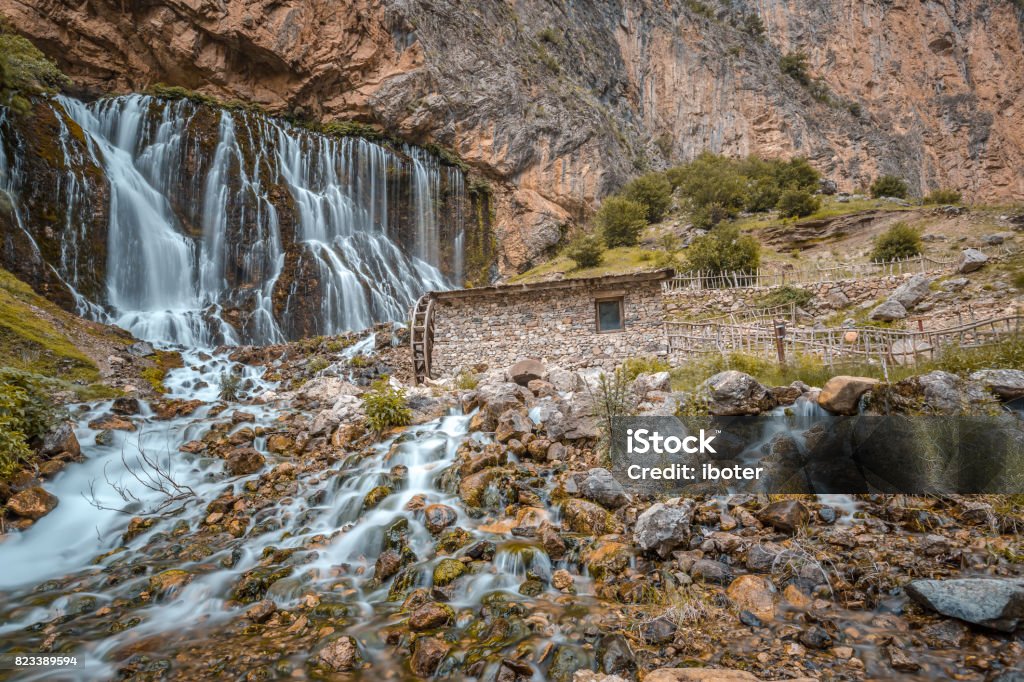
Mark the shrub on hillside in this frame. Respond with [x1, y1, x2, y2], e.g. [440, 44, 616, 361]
[622, 172, 673, 223]
[686, 224, 761, 275]
[565, 233, 605, 268]
[362, 377, 411, 433]
[0, 24, 68, 116]
[0, 369, 61, 478]
[667, 153, 748, 228]
[870, 174, 909, 199]
[870, 222, 922, 262]
[923, 189, 962, 205]
[776, 188, 820, 218]
[779, 52, 811, 86]
[596, 197, 647, 247]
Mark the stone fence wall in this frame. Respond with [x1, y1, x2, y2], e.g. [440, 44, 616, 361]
[430, 276, 668, 376]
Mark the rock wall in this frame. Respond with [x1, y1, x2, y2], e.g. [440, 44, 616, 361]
[430, 277, 668, 376]
[7, 1, 1023, 275]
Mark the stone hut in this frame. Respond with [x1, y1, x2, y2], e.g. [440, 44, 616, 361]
[416, 269, 673, 379]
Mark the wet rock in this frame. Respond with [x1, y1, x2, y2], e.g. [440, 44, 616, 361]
[496, 408, 533, 443]
[633, 499, 695, 558]
[869, 299, 907, 321]
[95, 430, 114, 446]
[905, 578, 1024, 632]
[699, 371, 774, 416]
[582, 541, 631, 579]
[579, 468, 629, 509]
[111, 396, 141, 415]
[645, 669, 816, 681]
[759, 500, 809, 534]
[41, 422, 80, 458]
[552, 569, 574, 591]
[690, 559, 734, 585]
[817, 376, 878, 415]
[149, 569, 193, 599]
[152, 398, 203, 420]
[562, 498, 616, 535]
[970, 369, 1024, 400]
[88, 414, 135, 431]
[7, 486, 58, 520]
[408, 601, 453, 631]
[411, 636, 449, 677]
[799, 624, 832, 649]
[123, 516, 156, 542]
[727, 575, 776, 622]
[459, 468, 499, 508]
[887, 645, 920, 672]
[363, 484, 393, 509]
[639, 616, 677, 644]
[436, 527, 472, 553]
[432, 558, 466, 586]
[745, 542, 784, 572]
[496, 658, 534, 682]
[225, 447, 265, 476]
[526, 437, 551, 461]
[318, 636, 359, 672]
[245, 599, 277, 623]
[266, 433, 293, 454]
[508, 359, 545, 386]
[538, 523, 567, 560]
[891, 274, 933, 309]
[957, 248, 988, 273]
[598, 634, 635, 675]
[519, 578, 545, 596]
[423, 504, 458, 534]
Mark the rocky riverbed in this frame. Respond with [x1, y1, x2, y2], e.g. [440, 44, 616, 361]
[1, 329, 1023, 681]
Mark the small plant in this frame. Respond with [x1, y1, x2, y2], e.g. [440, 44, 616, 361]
[455, 371, 479, 390]
[596, 197, 648, 247]
[362, 377, 412, 433]
[780, 52, 811, 86]
[565, 233, 606, 269]
[622, 172, 673, 223]
[757, 285, 813, 309]
[308, 356, 330, 373]
[0, 369, 61, 478]
[776, 188, 820, 218]
[870, 174, 909, 199]
[870, 222, 922, 262]
[740, 13, 766, 38]
[218, 372, 242, 402]
[587, 367, 634, 456]
[622, 356, 671, 382]
[923, 189, 962, 205]
[349, 354, 373, 369]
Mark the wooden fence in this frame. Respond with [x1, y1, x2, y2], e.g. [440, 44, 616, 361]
[665, 314, 1023, 367]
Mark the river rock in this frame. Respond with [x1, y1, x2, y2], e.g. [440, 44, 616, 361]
[727, 575, 776, 622]
[225, 447, 265, 476]
[7, 486, 59, 520]
[817, 376, 878, 415]
[495, 408, 533, 443]
[423, 504, 458, 534]
[598, 633, 636, 675]
[957, 248, 988, 273]
[759, 500, 809, 534]
[246, 599, 277, 623]
[562, 498, 616, 535]
[459, 468, 499, 508]
[582, 541, 631, 579]
[149, 569, 193, 598]
[699, 371, 774, 415]
[88, 414, 135, 431]
[41, 422, 80, 459]
[409, 601, 454, 631]
[411, 636, 450, 676]
[904, 578, 1024, 632]
[579, 468, 629, 508]
[552, 569, 574, 591]
[690, 559, 734, 585]
[111, 396, 141, 415]
[869, 299, 907, 321]
[318, 636, 359, 672]
[633, 499, 696, 558]
[891, 274, 932, 309]
[645, 669, 816, 682]
[508, 359, 545, 386]
[970, 369, 1024, 400]
[432, 558, 466, 586]
[746, 541, 785, 572]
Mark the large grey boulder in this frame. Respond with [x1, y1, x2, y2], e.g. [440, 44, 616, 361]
[632, 371, 671, 398]
[970, 369, 1024, 401]
[699, 371, 774, 416]
[869, 299, 907, 321]
[579, 468, 629, 509]
[633, 499, 696, 558]
[957, 248, 988, 273]
[508, 359, 545, 386]
[891, 274, 933, 309]
[905, 578, 1024, 632]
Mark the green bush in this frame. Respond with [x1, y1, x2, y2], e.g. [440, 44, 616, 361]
[622, 172, 673, 223]
[740, 13, 766, 38]
[757, 285, 813, 309]
[565, 233, 605, 269]
[0, 369, 61, 478]
[923, 189, 962, 205]
[0, 25, 68, 116]
[870, 222, 922, 262]
[622, 356, 671, 382]
[455, 371, 479, 390]
[870, 174, 909, 199]
[776, 188, 821, 218]
[596, 197, 647, 247]
[686, 224, 761, 275]
[1012, 270, 1024, 291]
[780, 52, 811, 86]
[362, 377, 412, 433]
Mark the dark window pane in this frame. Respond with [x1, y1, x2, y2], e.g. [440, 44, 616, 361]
[597, 300, 623, 332]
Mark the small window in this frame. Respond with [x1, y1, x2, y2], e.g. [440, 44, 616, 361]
[596, 297, 624, 333]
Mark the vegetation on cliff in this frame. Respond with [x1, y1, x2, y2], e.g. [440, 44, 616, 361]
[0, 20, 66, 116]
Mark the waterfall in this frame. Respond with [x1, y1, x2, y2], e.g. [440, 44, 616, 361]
[10, 94, 467, 347]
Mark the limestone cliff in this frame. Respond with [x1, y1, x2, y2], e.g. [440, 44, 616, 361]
[5, 0, 1024, 273]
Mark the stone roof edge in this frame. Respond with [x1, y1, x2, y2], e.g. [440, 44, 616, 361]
[429, 268, 675, 301]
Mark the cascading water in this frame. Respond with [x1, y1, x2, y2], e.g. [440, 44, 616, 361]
[3, 95, 469, 346]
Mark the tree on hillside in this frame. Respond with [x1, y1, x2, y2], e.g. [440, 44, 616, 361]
[686, 224, 761, 275]
[622, 172, 673, 223]
[596, 197, 647, 247]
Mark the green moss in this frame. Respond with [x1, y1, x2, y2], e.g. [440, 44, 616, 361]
[140, 350, 184, 394]
[432, 558, 466, 586]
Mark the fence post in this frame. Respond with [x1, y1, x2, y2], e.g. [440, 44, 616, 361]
[774, 319, 787, 368]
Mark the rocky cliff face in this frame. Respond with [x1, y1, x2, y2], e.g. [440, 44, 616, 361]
[5, 0, 1024, 274]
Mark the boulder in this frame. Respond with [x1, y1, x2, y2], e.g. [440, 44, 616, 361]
[727, 575, 776, 622]
[318, 636, 359, 672]
[562, 498, 616, 535]
[869, 299, 907, 321]
[7, 486, 58, 520]
[957, 248, 988, 273]
[41, 422, 80, 459]
[699, 371, 774, 416]
[508, 359, 545, 386]
[970, 369, 1024, 400]
[111, 397, 141, 415]
[759, 500, 809, 534]
[579, 468, 629, 509]
[632, 372, 671, 398]
[916, 370, 968, 412]
[905, 578, 1024, 632]
[817, 376, 878, 415]
[495, 408, 533, 443]
[891, 274, 933, 309]
[633, 499, 695, 558]
[411, 636, 450, 677]
[408, 601, 454, 631]
[423, 504, 458, 534]
[582, 541, 632, 579]
[225, 447, 265, 476]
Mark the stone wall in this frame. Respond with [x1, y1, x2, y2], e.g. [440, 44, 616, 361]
[430, 278, 668, 376]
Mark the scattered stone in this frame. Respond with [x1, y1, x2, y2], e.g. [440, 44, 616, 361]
[746, 542, 784, 572]
[690, 559, 734, 585]
[562, 498, 616, 536]
[727, 575, 776, 622]
[508, 359, 545, 386]
[495, 408, 533, 443]
[887, 645, 920, 672]
[579, 468, 629, 509]
[409, 601, 454, 631]
[633, 499, 695, 558]
[432, 558, 466, 586]
[817, 376, 878, 415]
[411, 636, 450, 677]
[799, 624, 832, 649]
[318, 636, 359, 672]
[41, 422, 81, 458]
[148, 569, 193, 599]
[423, 504, 458, 534]
[869, 299, 907, 321]
[645, 669, 816, 681]
[957, 248, 988, 273]
[225, 447, 265, 476]
[552, 569, 574, 591]
[891, 274, 932, 309]
[905, 578, 1024, 632]
[759, 500, 809, 534]
[245, 599, 277, 623]
[639, 616, 677, 645]
[699, 371, 774, 415]
[111, 397, 141, 415]
[88, 415, 135, 431]
[7, 486, 58, 520]
[598, 634, 636, 675]
[582, 541, 631, 579]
